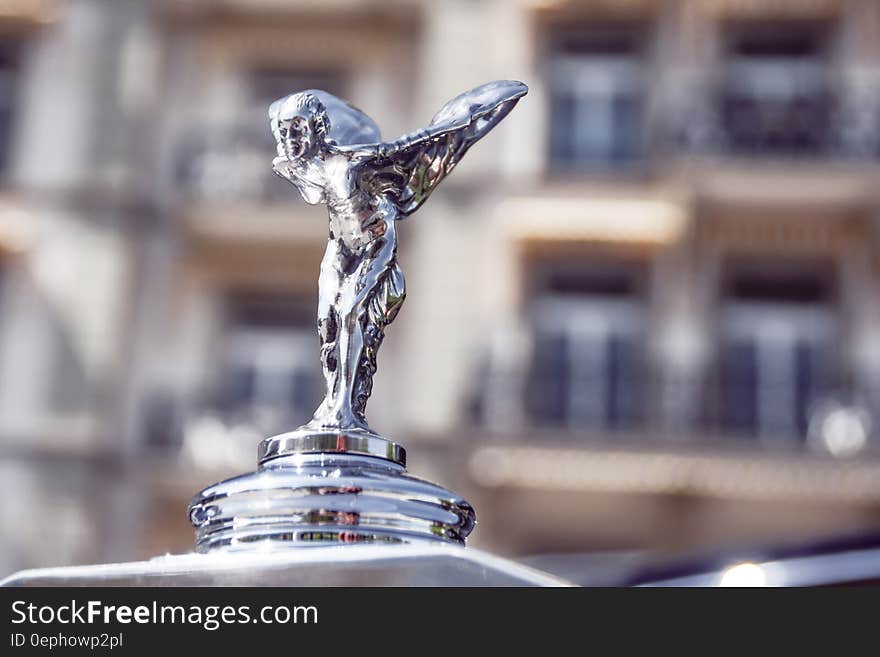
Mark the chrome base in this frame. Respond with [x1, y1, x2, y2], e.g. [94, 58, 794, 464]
[189, 449, 475, 552]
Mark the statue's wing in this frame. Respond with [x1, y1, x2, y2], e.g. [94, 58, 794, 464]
[305, 89, 382, 146]
[341, 80, 527, 217]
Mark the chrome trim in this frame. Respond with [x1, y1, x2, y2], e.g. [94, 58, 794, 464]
[1, 545, 573, 587]
[258, 429, 406, 466]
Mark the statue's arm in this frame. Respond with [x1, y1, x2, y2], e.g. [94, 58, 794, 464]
[272, 156, 326, 205]
[334, 80, 527, 216]
[337, 80, 527, 162]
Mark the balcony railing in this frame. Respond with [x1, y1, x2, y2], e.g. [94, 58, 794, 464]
[471, 325, 878, 458]
[657, 72, 880, 162]
[173, 122, 288, 204]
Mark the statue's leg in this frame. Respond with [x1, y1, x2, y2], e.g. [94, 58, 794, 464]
[326, 261, 405, 431]
[353, 262, 406, 421]
[308, 240, 342, 428]
[311, 309, 338, 422]
[331, 300, 368, 431]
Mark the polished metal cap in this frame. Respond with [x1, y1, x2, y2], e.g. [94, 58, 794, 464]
[258, 429, 406, 467]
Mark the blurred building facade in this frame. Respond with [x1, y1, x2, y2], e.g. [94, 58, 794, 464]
[3, 0, 880, 573]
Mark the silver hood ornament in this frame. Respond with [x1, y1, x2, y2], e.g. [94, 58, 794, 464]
[189, 80, 527, 551]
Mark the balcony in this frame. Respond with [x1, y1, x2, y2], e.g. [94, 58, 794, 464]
[666, 76, 880, 160]
[471, 299, 874, 459]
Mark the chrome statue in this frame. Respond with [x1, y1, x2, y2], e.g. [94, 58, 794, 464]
[269, 80, 527, 435]
[188, 81, 526, 551]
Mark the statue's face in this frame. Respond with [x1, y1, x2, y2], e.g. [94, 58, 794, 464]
[276, 113, 315, 160]
[270, 92, 331, 163]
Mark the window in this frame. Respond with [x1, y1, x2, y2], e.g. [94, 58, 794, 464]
[721, 22, 832, 156]
[219, 292, 323, 434]
[0, 42, 20, 176]
[546, 26, 646, 171]
[525, 264, 647, 432]
[716, 267, 837, 442]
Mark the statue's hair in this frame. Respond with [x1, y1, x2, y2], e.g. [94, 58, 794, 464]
[284, 92, 330, 140]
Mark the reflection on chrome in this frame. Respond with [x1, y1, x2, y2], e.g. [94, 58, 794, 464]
[719, 562, 768, 587]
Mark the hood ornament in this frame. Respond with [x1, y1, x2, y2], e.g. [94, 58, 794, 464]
[189, 80, 527, 550]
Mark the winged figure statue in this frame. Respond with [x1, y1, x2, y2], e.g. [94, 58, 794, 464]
[269, 80, 527, 436]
